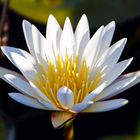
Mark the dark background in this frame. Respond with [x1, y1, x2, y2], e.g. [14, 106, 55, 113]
[0, 3, 140, 140]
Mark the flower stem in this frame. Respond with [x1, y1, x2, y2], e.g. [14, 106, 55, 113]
[64, 120, 74, 140]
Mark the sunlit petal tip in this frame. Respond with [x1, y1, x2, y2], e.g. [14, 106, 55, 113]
[76, 13, 89, 31]
[123, 100, 129, 105]
[81, 13, 88, 20]
[105, 21, 116, 31]
[1, 46, 6, 53]
[115, 38, 127, 47]
[135, 71, 140, 76]
[122, 38, 127, 44]
[48, 14, 55, 19]
[108, 21, 115, 27]
[22, 19, 30, 26]
[47, 14, 58, 24]
[129, 57, 134, 63]
[64, 17, 72, 28]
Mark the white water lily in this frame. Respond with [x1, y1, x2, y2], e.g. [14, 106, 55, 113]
[0, 14, 140, 128]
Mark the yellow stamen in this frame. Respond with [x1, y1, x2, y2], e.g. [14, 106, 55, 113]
[34, 54, 102, 110]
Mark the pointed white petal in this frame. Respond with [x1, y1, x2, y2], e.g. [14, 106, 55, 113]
[82, 26, 104, 67]
[72, 101, 93, 112]
[51, 112, 75, 128]
[46, 14, 62, 57]
[57, 86, 74, 108]
[23, 21, 50, 69]
[1, 47, 38, 82]
[44, 38, 56, 64]
[1, 46, 36, 66]
[9, 92, 45, 109]
[9, 52, 37, 82]
[75, 14, 90, 56]
[103, 58, 133, 86]
[96, 38, 127, 68]
[117, 71, 140, 83]
[83, 99, 128, 112]
[77, 32, 90, 67]
[83, 83, 107, 102]
[0, 68, 35, 97]
[22, 20, 36, 58]
[3, 74, 36, 97]
[99, 21, 115, 56]
[95, 75, 137, 101]
[31, 25, 47, 62]
[32, 24, 56, 64]
[60, 17, 75, 60]
[1, 46, 45, 75]
[0, 67, 24, 80]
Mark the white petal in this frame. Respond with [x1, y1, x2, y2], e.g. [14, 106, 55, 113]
[60, 17, 75, 60]
[0, 67, 24, 80]
[103, 58, 133, 86]
[1, 46, 36, 66]
[95, 75, 137, 101]
[31, 25, 47, 62]
[75, 14, 90, 58]
[83, 99, 128, 112]
[29, 81, 51, 103]
[46, 14, 62, 57]
[0, 68, 34, 96]
[99, 21, 115, 56]
[83, 83, 107, 103]
[23, 20, 50, 69]
[77, 32, 90, 68]
[96, 38, 127, 68]
[32, 24, 56, 64]
[1, 47, 38, 82]
[57, 86, 74, 108]
[3, 74, 36, 97]
[44, 38, 56, 64]
[1, 46, 45, 75]
[22, 20, 36, 58]
[9, 92, 45, 109]
[82, 26, 104, 67]
[72, 101, 93, 112]
[37, 100, 59, 111]
[9, 52, 38, 82]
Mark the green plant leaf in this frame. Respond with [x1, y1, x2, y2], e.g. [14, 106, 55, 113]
[1, 0, 140, 27]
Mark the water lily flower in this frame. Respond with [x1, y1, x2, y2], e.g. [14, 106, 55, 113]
[0, 14, 140, 129]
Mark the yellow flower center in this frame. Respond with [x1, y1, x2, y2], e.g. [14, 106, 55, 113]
[34, 54, 102, 108]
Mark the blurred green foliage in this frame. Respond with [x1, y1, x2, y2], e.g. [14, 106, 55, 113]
[99, 116, 140, 140]
[1, 0, 140, 27]
[0, 118, 6, 140]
